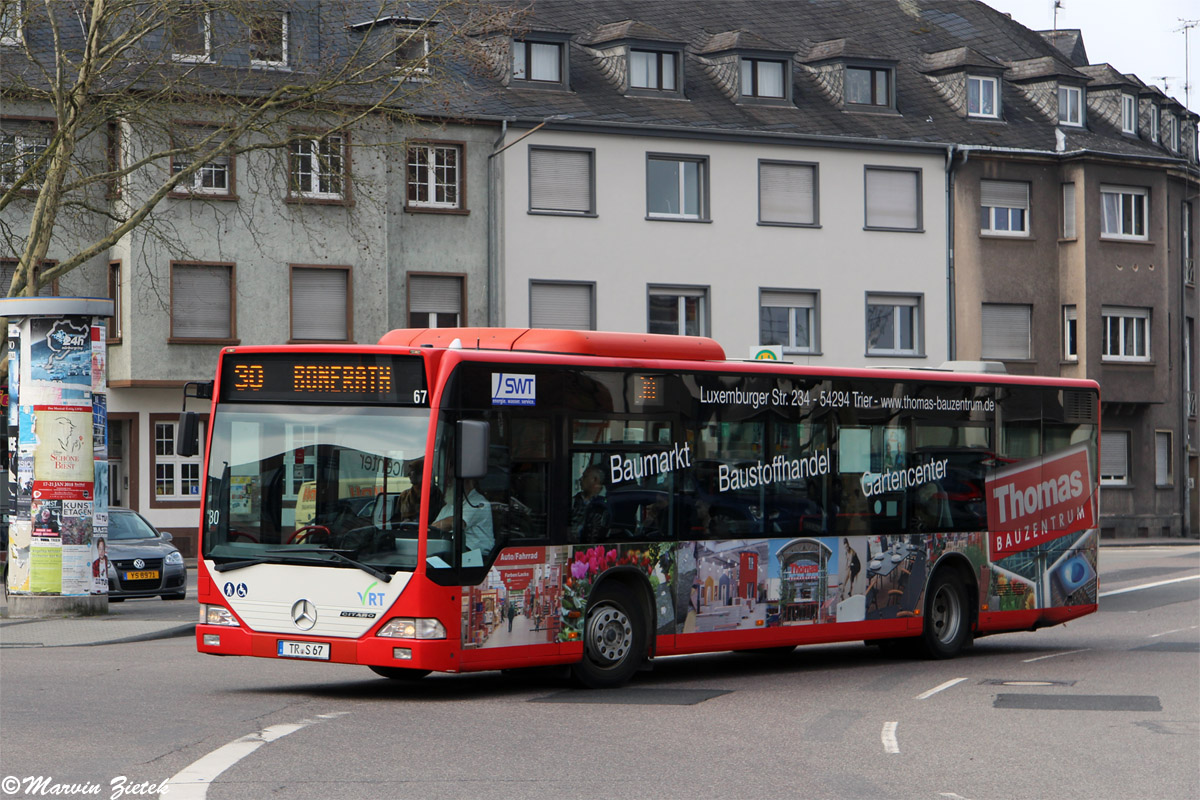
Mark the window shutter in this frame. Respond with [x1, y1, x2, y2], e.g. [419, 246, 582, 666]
[530, 148, 591, 212]
[173, 265, 231, 338]
[0, 262, 53, 296]
[409, 275, 461, 313]
[760, 163, 814, 224]
[981, 305, 1030, 360]
[1062, 183, 1076, 238]
[1100, 431, 1128, 481]
[292, 268, 347, 340]
[1155, 432, 1170, 486]
[530, 282, 593, 329]
[760, 290, 814, 308]
[866, 169, 918, 229]
[980, 180, 1028, 210]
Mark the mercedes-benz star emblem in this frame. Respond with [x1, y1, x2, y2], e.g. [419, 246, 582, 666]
[133, 558, 145, 570]
[291, 599, 318, 631]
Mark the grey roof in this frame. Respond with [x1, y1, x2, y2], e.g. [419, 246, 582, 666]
[585, 20, 682, 46]
[918, 46, 1005, 74]
[1038, 29, 1089, 66]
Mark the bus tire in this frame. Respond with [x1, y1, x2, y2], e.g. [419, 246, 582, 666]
[920, 570, 970, 659]
[368, 665, 431, 681]
[571, 583, 646, 689]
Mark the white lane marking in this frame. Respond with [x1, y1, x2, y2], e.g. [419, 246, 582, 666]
[914, 677, 968, 700]
[939, 793, 973, 800]
[162, 712, 349, 799]
[1022, 648, 1090, 663]
[881, 721, 899, 754]
[1099, 574, 1199, 598]
[1149, 625, 1199, 638]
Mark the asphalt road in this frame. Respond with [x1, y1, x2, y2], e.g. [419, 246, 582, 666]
[0, 545, 1196, 800]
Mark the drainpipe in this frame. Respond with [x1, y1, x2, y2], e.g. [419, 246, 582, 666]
[486, 120, 508, 327]
[945, 146, 967, 361]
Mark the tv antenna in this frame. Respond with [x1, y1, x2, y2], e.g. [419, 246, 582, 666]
[1176, 18, 1197, 111]
[1052, 1, 1065, 32]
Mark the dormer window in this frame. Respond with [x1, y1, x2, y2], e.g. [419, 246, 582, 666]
[249, 12, 288, 68]
[0, 0, 23, 46]
[630, 49, 677, 91]
[513, 40, 564, 84]
[740, 58, 786, 99]
[967, 75, 999, 118]
[1149, 106, 1159, 142]
[1167, 115, 1180, 151]
[395, 27, 430, 74]
[1057, 84, 1083, 126]
[169, 4, 211, 63]
[1120, 94, 1136, 135]
[846, 66, 892, 108]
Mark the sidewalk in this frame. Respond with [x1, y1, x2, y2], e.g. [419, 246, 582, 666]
[1, 540, 1195, 650]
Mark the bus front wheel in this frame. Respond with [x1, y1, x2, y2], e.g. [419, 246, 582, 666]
[572, 583, 646, 689]
[920, 571, 970, 659]
[368, 665, 431, 681]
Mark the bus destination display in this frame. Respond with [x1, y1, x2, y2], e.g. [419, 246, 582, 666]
[219, 353, 427, 405]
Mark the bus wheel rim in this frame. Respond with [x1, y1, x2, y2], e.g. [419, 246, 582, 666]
[930, 583, 961, 645]
[586, 604, 633, 665]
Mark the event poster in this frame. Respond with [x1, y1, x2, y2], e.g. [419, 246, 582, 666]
[32, 406, 94, 487]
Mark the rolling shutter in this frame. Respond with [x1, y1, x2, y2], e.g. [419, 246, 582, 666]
[981, 304, 1030, 360]
[409, 274, 462, 314]
[530, 282, 593, 329]
[865, 168, 919, 229]
[172, 264, 231, 338]
[760, 163, 815, 224]
[292, 268, 348, 340]
[530, 148, 592, 213]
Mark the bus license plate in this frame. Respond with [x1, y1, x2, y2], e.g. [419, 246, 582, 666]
[278, 640, 330, 660]
[125, 570, 159, 580]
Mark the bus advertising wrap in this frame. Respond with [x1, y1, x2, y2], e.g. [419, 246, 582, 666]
[985, 444, 1095, 560]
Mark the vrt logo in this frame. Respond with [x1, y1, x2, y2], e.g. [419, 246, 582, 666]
[358, 581, 385, 607]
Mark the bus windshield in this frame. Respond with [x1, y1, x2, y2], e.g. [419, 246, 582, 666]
[202, 404, 432, 574]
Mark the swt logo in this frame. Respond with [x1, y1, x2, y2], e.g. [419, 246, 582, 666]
[358, 581, 385, 607]
[491, 373, 536, 406]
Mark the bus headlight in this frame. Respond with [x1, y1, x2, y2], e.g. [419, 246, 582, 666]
[202, 605, 240, 627]
[378, 617, 446, 639]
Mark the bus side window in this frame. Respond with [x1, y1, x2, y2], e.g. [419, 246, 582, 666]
[481, 415, 549, 545]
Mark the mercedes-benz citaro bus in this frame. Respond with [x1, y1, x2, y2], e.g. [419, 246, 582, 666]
[186, 328, 1100, 688]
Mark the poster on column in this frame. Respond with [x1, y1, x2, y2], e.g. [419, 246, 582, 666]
[62, 545, 92, 595]
[8, 322, 19, 426]
[8, 520, 32, 592]
[32, 406, 94, 491]
[28, 316, 93, 394]
[30, 542, 63, 593]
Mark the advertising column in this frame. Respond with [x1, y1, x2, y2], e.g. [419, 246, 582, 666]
[3, 297, 113, 616]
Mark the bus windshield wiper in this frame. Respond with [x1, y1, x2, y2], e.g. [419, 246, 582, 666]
[213, 557, 269, 572]
[266, 547, 393, 582]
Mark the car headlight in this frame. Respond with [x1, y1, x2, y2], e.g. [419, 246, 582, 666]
[202, 605, 240, 626]
[377, 617, 446, 639]
[165, 551, 184, 565]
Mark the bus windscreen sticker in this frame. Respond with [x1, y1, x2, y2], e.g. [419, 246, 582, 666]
[491, 373, 536, 406]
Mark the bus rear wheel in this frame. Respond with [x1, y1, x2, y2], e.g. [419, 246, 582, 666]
[368, 665, 431, 681]
[571, 583, 646, 689]
[920, 571, 970, 659]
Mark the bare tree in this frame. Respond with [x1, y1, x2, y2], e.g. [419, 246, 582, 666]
[0, 0, 518, 311]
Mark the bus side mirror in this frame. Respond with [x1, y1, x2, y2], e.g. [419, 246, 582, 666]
[177, 411, 201, 458]
[456, 420, 489, 480]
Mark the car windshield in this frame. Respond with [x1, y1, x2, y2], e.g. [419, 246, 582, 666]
[202, 404, 431, 574]
[108, 511, 159, 540]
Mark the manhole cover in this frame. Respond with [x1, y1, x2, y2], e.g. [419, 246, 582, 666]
[530, 688, 730, 706]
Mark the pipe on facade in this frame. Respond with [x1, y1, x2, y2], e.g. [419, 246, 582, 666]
[945, 146, 967, 361]
[486, 120, 509, 327]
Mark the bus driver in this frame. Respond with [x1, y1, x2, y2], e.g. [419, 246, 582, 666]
[431, 468, 494, 555]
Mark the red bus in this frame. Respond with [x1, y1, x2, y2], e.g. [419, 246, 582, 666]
[188, 328, 1100, 687]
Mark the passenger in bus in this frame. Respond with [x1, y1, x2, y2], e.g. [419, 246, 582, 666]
[396, 458, 442, 526]
[431, 470, 494, 553]
[570, 465, 609, 541]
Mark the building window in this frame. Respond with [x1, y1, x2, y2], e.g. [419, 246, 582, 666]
[1101, 306, 1150, 362]
[1184, 201, 1194, 284]
[1100, 430, 1129, 486]
[406, 142, 461, 210]
[408, 273, 463, 327]
[249, 11, 288, 67]
[1121, 94, 1137, 135]
[981, 304, 1031, 360]
[647, 154, 707, 221]
[168, 4, 211, 62]
[967, 75, 999, 118]
[152, 416, 204, 502]
[845, 66, 891, 107]
[291, 265, 350, 341]
[1155, 431, 1173, 487]
[170, 127, 232, 196]
[1062, 183, 1076, 239]
[1, 118, 52, 189]
[108, 261, 122, 342]
[513, 40, 562, 83]
[740, 58, 786, 99]
[395, 27, 430, 73]
[1166, 115, 1180, 151]
[530, 281, 594, 330]
[980, 180, 1029, 236]
[1, 1, 23, 46]
[1057, 84, 1082, 126]
[759, 161, 816, 226]
[760, 290, 817, 353]
[0, 259, 55, 296]
[529, 146, 594, 215]
[171, 262, 234, 340]
[866, 294, 921, 356]
[630, 49, 677, 91]
[864, 167, 920, 231]
[289, 133, 347, 200]
[1149, 106, 1159, 142]
[649, 286, 708, 336]
[1063, 305, 1077, 361]
[1100, 185, 1147, 240]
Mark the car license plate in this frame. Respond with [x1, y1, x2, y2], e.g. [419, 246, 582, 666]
[124, 570, 159, 580]
[278, 640, 330, 660]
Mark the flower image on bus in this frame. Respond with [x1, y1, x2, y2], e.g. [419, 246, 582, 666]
[191, 328, 1100, 687]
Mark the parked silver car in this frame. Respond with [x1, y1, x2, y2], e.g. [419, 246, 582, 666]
[106, 508, 187, 601]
